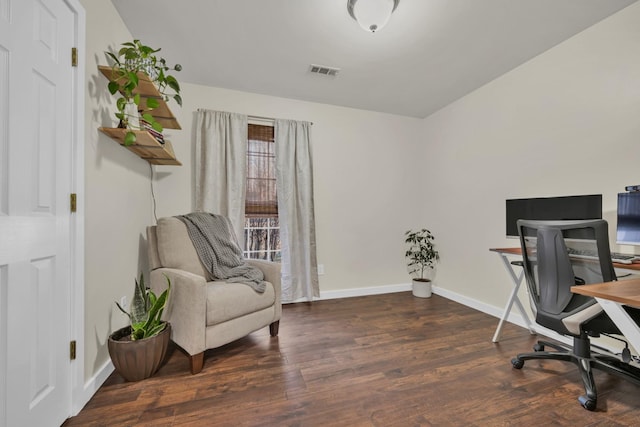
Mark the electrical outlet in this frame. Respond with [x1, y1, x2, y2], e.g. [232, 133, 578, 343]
[317, 264, 325, 275]
[120, 295, 128, 310]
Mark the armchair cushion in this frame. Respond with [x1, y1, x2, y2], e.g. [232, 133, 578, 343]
[206, 281, 276, 326]
[156, 217, 211, 280]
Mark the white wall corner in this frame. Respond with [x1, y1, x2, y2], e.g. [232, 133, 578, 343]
[72, 359, 114, 416]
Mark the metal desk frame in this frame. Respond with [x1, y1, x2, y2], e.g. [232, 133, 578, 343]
[490, 248, 536, 342]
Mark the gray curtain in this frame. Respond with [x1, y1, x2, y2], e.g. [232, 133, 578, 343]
[275, 119, 319, 301]
[194, 110, 248, 244]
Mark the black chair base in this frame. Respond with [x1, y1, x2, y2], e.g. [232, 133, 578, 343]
[511, 335, 640, 411]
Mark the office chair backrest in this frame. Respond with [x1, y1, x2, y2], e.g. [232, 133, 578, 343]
[535, 226, 575, 314]
[517, 219, 616, 322]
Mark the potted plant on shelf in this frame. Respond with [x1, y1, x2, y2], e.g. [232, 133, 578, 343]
[405, 229, 440, 298]
[108, 273, 171, 381]
[105, 39, 182, 146]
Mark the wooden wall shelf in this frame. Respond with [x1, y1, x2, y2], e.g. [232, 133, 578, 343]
[99, 128, 182, 166]
[98, 65, 182, 165]
[98, 65, 181, 130]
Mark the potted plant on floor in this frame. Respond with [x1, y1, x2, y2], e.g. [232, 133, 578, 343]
[105, 39, 182, 146]
[405, 229, 440, 298]
[108, 273, 171, 381]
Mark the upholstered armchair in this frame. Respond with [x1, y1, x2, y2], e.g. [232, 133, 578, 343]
[146, 216, 282, 374]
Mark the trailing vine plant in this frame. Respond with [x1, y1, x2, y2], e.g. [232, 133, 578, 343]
[105, 39, 182, 146]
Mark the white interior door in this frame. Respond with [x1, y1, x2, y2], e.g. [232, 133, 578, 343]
[0, 0, 77, 425]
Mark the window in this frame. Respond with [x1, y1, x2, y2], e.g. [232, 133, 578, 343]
[244, 217, 281, 261]
[244, 124, 281, 261]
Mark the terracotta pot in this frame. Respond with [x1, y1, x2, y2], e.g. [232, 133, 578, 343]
[412, 278, 432, 298]
[108, 322, 171, 382]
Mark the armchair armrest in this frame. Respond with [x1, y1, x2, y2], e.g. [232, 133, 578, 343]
[150, 268, 208, 355]
[246, 259, 282, 321]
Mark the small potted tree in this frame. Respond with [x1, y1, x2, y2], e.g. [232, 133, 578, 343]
[105, 39, 182, 146]
[108, 273, 171, 381]
[405, 229, 440, 298]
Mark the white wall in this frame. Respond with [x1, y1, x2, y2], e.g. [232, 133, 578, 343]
[157, 84, 425, 293]
[80, 0, 152, 381]
[79, 0, 424, 386]
[419, 2, 640, 310]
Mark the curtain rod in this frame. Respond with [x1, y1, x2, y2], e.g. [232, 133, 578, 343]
[249, 114, 313, 125]
[197, 109, 313, 125]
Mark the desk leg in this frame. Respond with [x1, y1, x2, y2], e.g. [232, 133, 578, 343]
[513, 288, 536, 335]
[595, 298, 640, 356]
[492, 254, 536, 343]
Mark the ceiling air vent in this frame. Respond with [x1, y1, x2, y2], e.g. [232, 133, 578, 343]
[309, 64, 340, 77]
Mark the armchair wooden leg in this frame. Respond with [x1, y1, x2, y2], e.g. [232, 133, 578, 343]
[189, 352, 204, 374]
[269, 320, 280, 337]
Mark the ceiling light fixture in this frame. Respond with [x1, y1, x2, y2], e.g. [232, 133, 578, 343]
[347, 0, 400, 33]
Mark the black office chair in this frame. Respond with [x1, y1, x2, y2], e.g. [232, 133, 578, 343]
[511, 219, 640, 410]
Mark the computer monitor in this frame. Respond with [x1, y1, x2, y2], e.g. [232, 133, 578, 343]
[505, 194, 602, 238]
[617, 192, 640, 245]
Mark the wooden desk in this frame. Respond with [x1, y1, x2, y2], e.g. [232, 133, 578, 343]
[572, 279, 640, 354]
[492, 247, 640, 271]
[490, 247, 640, 343]
[571, 280, 640, 307]
[490, 247, 523, 257]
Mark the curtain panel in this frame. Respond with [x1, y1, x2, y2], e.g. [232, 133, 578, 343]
[275, 119, 320, 301]
[194, 110, 248, 244]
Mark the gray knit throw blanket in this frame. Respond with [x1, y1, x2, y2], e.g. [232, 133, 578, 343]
[176, 212, 266, 293]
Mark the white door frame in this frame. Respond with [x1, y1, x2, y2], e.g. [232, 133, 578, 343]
[65, 0, 86, 416]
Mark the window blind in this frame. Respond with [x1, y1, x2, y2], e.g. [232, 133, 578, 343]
[246, 124, 277, 216]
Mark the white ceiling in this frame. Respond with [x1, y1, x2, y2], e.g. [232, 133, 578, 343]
[112, 0, 637, 118]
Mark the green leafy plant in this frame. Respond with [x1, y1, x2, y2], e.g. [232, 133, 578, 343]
[105, 39, 182, 146]
[115, 273, 170, 340]
[404, 229, 440, 280]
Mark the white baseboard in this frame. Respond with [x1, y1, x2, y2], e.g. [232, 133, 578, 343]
[283, 282, 412, 304]
[72, 359, 114, 415]
[432, 285, 506, 319]
[319, 282, 412, 300]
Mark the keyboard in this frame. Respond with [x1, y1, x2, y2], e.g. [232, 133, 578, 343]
[566, 248, 637, 264]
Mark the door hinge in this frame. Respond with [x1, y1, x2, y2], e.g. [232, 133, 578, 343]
[71, 47, 78, 67]
[70, 340, 76, 360]
[70, 193, 77, 213]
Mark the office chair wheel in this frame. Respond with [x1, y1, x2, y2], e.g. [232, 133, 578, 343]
[511, 357, 524, 369]
[578, 395, 596, 411]
[533, 343, 544, 352]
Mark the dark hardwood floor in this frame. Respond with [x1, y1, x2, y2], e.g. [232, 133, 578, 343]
[64, 293, 640, 426]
